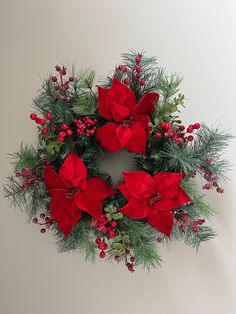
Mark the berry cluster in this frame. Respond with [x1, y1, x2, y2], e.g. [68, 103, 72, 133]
[95, 237, 109, 259]
[155, 122, 201, 144]
[29, 112, 53, 136]
[51, 65, 74, 102]
[196, 160, 224, 193]
[116, 54, 145, 87]
[57, 123, 73, 142]
[124, 249, 135, 272]
[157, 236, 163, 243]
[32, 213, 53, 233]
[91, 214, 118, 259]
[74, 116, 97, 137]
[15, 168, 37, 190]
[176, 210, 205, 234]
[90, 214, 117, 239]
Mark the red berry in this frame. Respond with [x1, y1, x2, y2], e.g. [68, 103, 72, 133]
[127, 265, 134, 272]
[187, 125, 194, 133]
[194, 123, 201, 129]
[197, 219, 205, 225]
[114, 255, 120, 260]
[41, 128, 49, 135]
[130, 257, 135, 263]
[66, 129, 73, 136]
[22, 168, 31, 176]
[178, 125, 185, 131]
[187, 135, 194, 141]
[32, 218, 38, 224]
[55, 65, 61, 72]
[30, 113, 37, 120]
[122, 66, 127, 73]
[69, 77, 74, 82]
[35, 118, 42, 124]
[140, 79, 145, 86]
[160, 122, 171, 130]
[135, 65, 141, 72]
[157, 237, 163, 243]
[124, 78, 130, 85]
[165, 129, 175, 137]
[110, 220, 117, 228]
[99, 251, 106, 259]
[101, 226, 108, 234]
[15, 172, 21, 177]
[45, 217, 50, 222]
[58, 131, 66, 138]
[155, 132, 162, 139]
[108, 230, 116, 239]
[40, 228, 46, 233]
[51, 76, 57, 82]
[136, 73, 141, 79]
[204, 173, 210, 180]
[204, 183, 211, 190]
[58, 137, 64, 142]
[61, 124, 68, 130]
[95, 238, 101, 244]
[61, 67, 66, 75]
[45, 113, 53, 120]
[135, 55, 142, 64]
[118, 65, 123, 71]
[40, 213, 45, 219]
[40, 119, 46, 126]
[98, 243, 104, 250]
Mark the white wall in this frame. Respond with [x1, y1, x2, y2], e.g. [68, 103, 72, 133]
[0, 1, 235, 313]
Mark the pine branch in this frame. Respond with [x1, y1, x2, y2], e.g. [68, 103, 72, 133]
[181, 180, 216, 218]
[120, 218, 162, 270]
[156, 124, 233, 179]
[55, 218, 97, 262]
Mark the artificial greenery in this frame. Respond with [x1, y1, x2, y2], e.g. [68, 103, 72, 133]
[3, 50, 232, 271]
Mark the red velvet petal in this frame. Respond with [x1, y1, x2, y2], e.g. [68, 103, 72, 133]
[96, 123, 121, 152]
[152, 172, 184, 198]
[44, 161, 71, 194]
[116, 182, 132, 201]
[50, 190, 78, 216]
[147, 210, 174, 237]
[97, 86, 113, 120]
[122, 171, 152, 199]
[58, 152, 87, 190]
[75, 192, 103, 219]
[113, 103, 130, 122]
[116, 124, 132, 147]
[124, 123, 147, 154]
[50, 193, 82, 238]
[106, 77, 136, 115]
[119, 197, 151, 219]
[133, 92, 159, 117]
[171, 188, 192, 207]
[84, 177, 116, 200]
[55, 210, 82, 239]
[133, 114, 150, 129]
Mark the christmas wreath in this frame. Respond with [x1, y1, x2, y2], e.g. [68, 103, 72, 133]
[4, 51, 232, 272]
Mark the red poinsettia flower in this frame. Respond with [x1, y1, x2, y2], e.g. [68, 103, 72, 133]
[117, 171, 191, 237]
[44, 152, 116, 238]
[96, 77, 159, 154]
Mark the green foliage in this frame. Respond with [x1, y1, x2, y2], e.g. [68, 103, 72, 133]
[4, 51, 233, 271]
[55, 218, 97, 262]
[171, 220, 217, 251]
[181, 180, 216, 218]
[120, 218, 162, 270]
[72, 68, 98, 115]
[3, 178, 49, 220]
[157, 124, 233, 178]
[9, 143, 41, 172]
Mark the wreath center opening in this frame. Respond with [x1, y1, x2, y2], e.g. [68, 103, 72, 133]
[98, 150, 137, 184]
